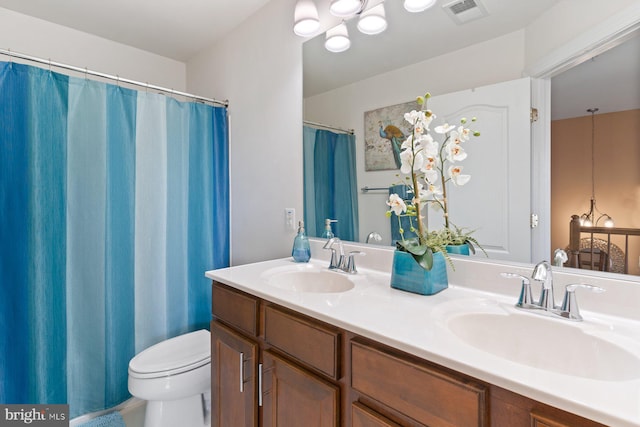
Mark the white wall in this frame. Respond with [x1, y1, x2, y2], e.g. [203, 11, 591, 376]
[0, 7, 186, 90]
[187, 0, 304, 265]
[304, 30, 526, 244]
[524, 0, 639, 68]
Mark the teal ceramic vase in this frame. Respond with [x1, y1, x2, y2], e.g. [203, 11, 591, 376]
[445, 244, 470, 255]
[390, 250, 448, 295]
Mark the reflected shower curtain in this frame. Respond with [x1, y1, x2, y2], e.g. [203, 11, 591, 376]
[0, 62, 229, 417]
[303, 127, 359, 241]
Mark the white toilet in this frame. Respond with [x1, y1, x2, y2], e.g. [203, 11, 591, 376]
[128, 329, 211, 427]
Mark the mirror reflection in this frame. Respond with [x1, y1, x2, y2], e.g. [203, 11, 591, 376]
[302, 0, 640, 277]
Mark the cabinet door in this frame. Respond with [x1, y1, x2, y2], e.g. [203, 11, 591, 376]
[211, 320, 257, 427]
[262, 350, 339, 427]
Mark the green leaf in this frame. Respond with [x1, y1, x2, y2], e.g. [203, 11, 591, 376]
[414, 249, 434, 270]
[396, 241, 434, 270]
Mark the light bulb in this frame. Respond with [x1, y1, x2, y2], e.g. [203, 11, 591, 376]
[403, 0, 437, 13]
[604, 217, 614, 228]
[293, 0, 320, 37]
[325, 23, 351, 53]
[583, 218, 593, 227]
[357, 3, 387, 35]
[330, 0, 363, 17]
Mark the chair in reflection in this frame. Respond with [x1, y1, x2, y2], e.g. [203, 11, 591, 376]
[577, 247, 609, 271]
[567, 237, 625, 273]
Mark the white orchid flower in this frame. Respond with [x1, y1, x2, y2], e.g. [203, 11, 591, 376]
[457, 126, 471, 141]
[420, 155, 438, 178]
[417, 134, 438, 156]
[445, 142, 467, 162]
[423, 168, 439, 184]
[423, 182, 443, 199]
[401, 135, 413, 150]
[386, 193, 407, 216]
[424, 110, 435, 130]
[404, 110, 422, 124]
[405, 110, 434, 134]
[448, 165, 471, 186]
[400, 148, 425, 174]
[434, 123, 456, 134]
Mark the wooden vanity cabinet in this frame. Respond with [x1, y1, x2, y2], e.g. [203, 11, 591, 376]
[211, 282, 342, 427]
[211, 281, 607, 427]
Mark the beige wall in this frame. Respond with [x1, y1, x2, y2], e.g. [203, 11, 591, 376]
[551, 109, 640, 275]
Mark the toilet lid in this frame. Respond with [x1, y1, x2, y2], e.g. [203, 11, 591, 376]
[129, 329, 210, 378]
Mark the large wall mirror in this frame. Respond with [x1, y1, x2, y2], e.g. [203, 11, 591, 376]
[302, 0, 640, 277]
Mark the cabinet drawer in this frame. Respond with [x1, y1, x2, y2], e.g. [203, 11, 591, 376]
[264, 305, 340, 380]
[212, 282, 258, 337]
[352, 402, 402, 427]
[351, 340, 487, 427]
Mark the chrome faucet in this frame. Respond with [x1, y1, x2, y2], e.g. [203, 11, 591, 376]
[501, 261, 605, 322]
[365, 231, 382, 244]
[532, 260, 556, 310]
[323, 237, 364, 274]
[323, 237, 344, 270]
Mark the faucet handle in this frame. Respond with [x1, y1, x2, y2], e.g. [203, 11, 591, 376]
[345, 251, 365, 274]
[323, 237, 341, 249]
[559, 284, 605, 321]
[500, 272, 535, 307]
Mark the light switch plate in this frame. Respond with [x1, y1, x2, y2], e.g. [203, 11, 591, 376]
[285, 208, 295, 230]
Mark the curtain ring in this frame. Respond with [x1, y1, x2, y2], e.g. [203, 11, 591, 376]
[84, 67, 88, 80]
[48, 58, 51, 72]
[7, 48, 11, 63]
[116, 75, 120, 86]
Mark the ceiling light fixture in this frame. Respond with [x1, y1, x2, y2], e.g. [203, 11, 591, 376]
[579, 108, 614, 228]
[293, 0, 321, 37]
[330, 0, 365, 17]
[357, 3, 388, 35]
[293, 0, 435, 52]
[325, 23, 351, 53]
[403, 0, 438, 13]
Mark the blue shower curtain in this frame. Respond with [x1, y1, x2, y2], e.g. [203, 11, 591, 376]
[303, 127, 359, 241]
[0, 62, 229, 417]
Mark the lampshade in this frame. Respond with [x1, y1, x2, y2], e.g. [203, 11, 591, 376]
[357, 3, 387, 35]
[293, 0, 320, 36]
[330, 0, 364, 17]
[325, 23, 351, 52]
[404, 0, 437, 13]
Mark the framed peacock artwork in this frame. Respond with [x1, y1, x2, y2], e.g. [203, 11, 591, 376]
[364, 100, 418, 171]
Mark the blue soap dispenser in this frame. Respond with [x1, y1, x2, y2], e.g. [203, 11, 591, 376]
[320, 219, 336, 239]
[292, 220, 311, 263]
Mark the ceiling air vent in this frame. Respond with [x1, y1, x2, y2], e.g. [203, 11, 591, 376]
[442, 0, 489, 25]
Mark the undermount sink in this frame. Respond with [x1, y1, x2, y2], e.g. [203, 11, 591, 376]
[262, 264, 355, 293]
[445, 305, 640, 381]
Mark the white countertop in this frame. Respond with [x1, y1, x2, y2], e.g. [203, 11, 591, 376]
[206, 249, 640, 427]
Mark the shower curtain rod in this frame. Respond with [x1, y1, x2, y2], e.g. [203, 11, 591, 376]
[304, 120, 354, 135]
[0, 47, 228, 107]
